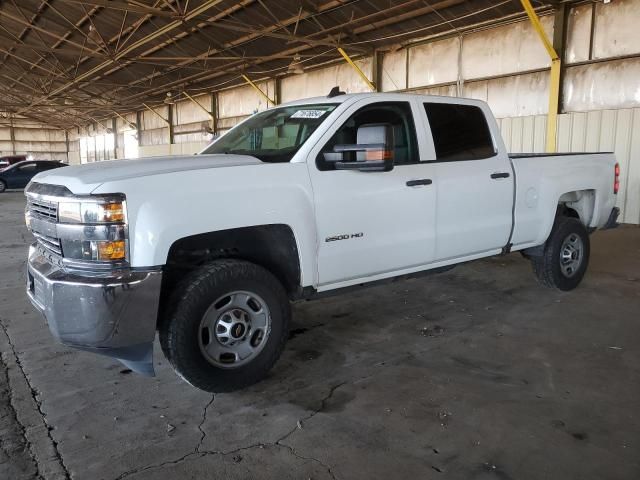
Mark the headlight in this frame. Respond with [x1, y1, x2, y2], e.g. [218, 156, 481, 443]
[58, 199, 125, 223]
[56, 195, 128, 264]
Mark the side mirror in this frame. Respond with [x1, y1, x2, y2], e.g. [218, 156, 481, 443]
[323, 123, 394, 172]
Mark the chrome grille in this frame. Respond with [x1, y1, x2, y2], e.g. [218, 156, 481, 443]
[32, 231, 63, 256]
[27, 199, 58, 220]
[26, 197, 61, 255]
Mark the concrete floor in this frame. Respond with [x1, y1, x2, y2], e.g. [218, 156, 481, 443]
[1, 190, 639, 480]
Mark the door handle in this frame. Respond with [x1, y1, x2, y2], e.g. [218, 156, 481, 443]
[490, 172, 510, 179]
[406, 178, 433, 187]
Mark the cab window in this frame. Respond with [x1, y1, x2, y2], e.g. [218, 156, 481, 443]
[317, 102, 418, 171]
[423, 103, 495, 161]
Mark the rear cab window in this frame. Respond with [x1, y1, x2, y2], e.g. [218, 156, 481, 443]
[423, 103, 496, 161]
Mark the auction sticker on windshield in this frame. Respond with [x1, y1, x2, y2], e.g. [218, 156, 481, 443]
[290, 109, 327, 119]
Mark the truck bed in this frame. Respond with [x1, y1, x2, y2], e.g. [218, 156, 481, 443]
[509, 152, 613, 159]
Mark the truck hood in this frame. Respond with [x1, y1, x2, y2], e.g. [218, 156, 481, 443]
[32, 154, 263, 194]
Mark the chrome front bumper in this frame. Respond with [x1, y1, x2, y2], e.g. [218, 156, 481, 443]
[26, 243, 162, 375]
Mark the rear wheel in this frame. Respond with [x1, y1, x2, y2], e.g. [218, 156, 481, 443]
[160, 259, 290, 392]
[531, 216, 590, 291]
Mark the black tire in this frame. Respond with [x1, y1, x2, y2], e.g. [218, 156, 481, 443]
[0, 180, 6, 193]
[160, 259, 290, 392]
[531, 216, 590, 291]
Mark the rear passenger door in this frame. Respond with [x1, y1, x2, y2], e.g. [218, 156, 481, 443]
[421, 101, 514, 261]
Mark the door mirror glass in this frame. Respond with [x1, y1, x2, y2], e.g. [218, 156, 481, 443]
[323, 123, 394, 172]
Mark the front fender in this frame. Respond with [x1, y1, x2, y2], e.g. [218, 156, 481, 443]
[92, 162, 318, 287]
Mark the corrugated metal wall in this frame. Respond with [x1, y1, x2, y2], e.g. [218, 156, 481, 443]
[59, 0, 640, 224]
[498, 109, 640, 224]
[0, 120, 68, 162]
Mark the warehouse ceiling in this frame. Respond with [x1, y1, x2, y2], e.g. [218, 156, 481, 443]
[0, 0, 556, 129]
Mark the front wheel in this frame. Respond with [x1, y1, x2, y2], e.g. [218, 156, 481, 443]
[531, 216, 590, 291]
[0, 180, 6, 193]
[160, 259, 290, 392]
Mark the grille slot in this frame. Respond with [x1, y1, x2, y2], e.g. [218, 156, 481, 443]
[27, 198, 61, 255]
[27, 199, 58, 220]
[32, 231, 63, 256]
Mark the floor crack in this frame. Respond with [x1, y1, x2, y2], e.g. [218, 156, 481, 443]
[0, 320, 71, 480]
[113, 452, 204, 480]
[276, 380, 347, 446]
[114, 382, 348, 480]
[195, 395, 215, 453]
[0, 350, 43, 480]
[277, 443, 338, 480]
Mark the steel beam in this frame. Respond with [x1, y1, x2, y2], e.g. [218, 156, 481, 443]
[112, 118, 118, 159]
[112, 110, 136, 130]
[65, 129, 70, 162]
[552, 4, 568, 114]
[14, 0, 226, 115]
[337, 47, 375, 91]
[182, 92, 215, 120]
[167, 102, 174, 145]
[55, 0, 177, 18]
[211, 92, 218, 135]
[142, 103, 170, 124]
[520, 0, 560, 153]
[373, 50, 383, 93]
[10, 117, 16, 155]
[135, 110, 142, 148]
[241, 74, 276, 106]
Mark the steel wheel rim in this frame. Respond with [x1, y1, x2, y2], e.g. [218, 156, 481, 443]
[559, 233, 584, 278]
[198, 290, 272, 369]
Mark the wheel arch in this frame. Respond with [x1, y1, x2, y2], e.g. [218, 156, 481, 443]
[523, 189, 596, 258]
[557, 189, 596, 226]
[159, 224, 302, 325]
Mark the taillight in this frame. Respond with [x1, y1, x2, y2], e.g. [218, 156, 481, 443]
[614, 163, 620, 194]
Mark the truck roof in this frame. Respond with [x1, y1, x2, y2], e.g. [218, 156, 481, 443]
[280, 91, 487, 108]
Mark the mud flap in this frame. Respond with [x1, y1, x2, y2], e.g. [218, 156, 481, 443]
[72, 342, 155, 376]
[602, 207, 620, 230]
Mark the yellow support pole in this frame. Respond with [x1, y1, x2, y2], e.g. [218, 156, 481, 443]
[182, 92, 214, 119]
[112, 110, 136, 130]
[547, 59, 561, 152]
[241, 74, 276, 106]
[520, 0, 560, 153]
[182, 91, 215, 130]
[142, 102, 170, 124]
[337, 47, 376, 92]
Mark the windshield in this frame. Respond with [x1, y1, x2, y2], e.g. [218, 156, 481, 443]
[202, 104, 337, 163]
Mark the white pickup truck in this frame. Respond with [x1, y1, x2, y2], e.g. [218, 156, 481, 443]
[25, 92, 620, 392]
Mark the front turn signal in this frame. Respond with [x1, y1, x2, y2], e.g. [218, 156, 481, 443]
[97, 240, 126, 261]
[102, 202, 125, 222]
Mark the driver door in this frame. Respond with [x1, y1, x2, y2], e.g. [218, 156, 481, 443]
[307, 99, 437, 289]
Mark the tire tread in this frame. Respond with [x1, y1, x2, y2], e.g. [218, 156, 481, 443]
[531, 216, 590, 291]
[160, 259, 290, 392]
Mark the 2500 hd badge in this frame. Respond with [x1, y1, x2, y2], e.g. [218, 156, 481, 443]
[325, 232, 364, 242]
